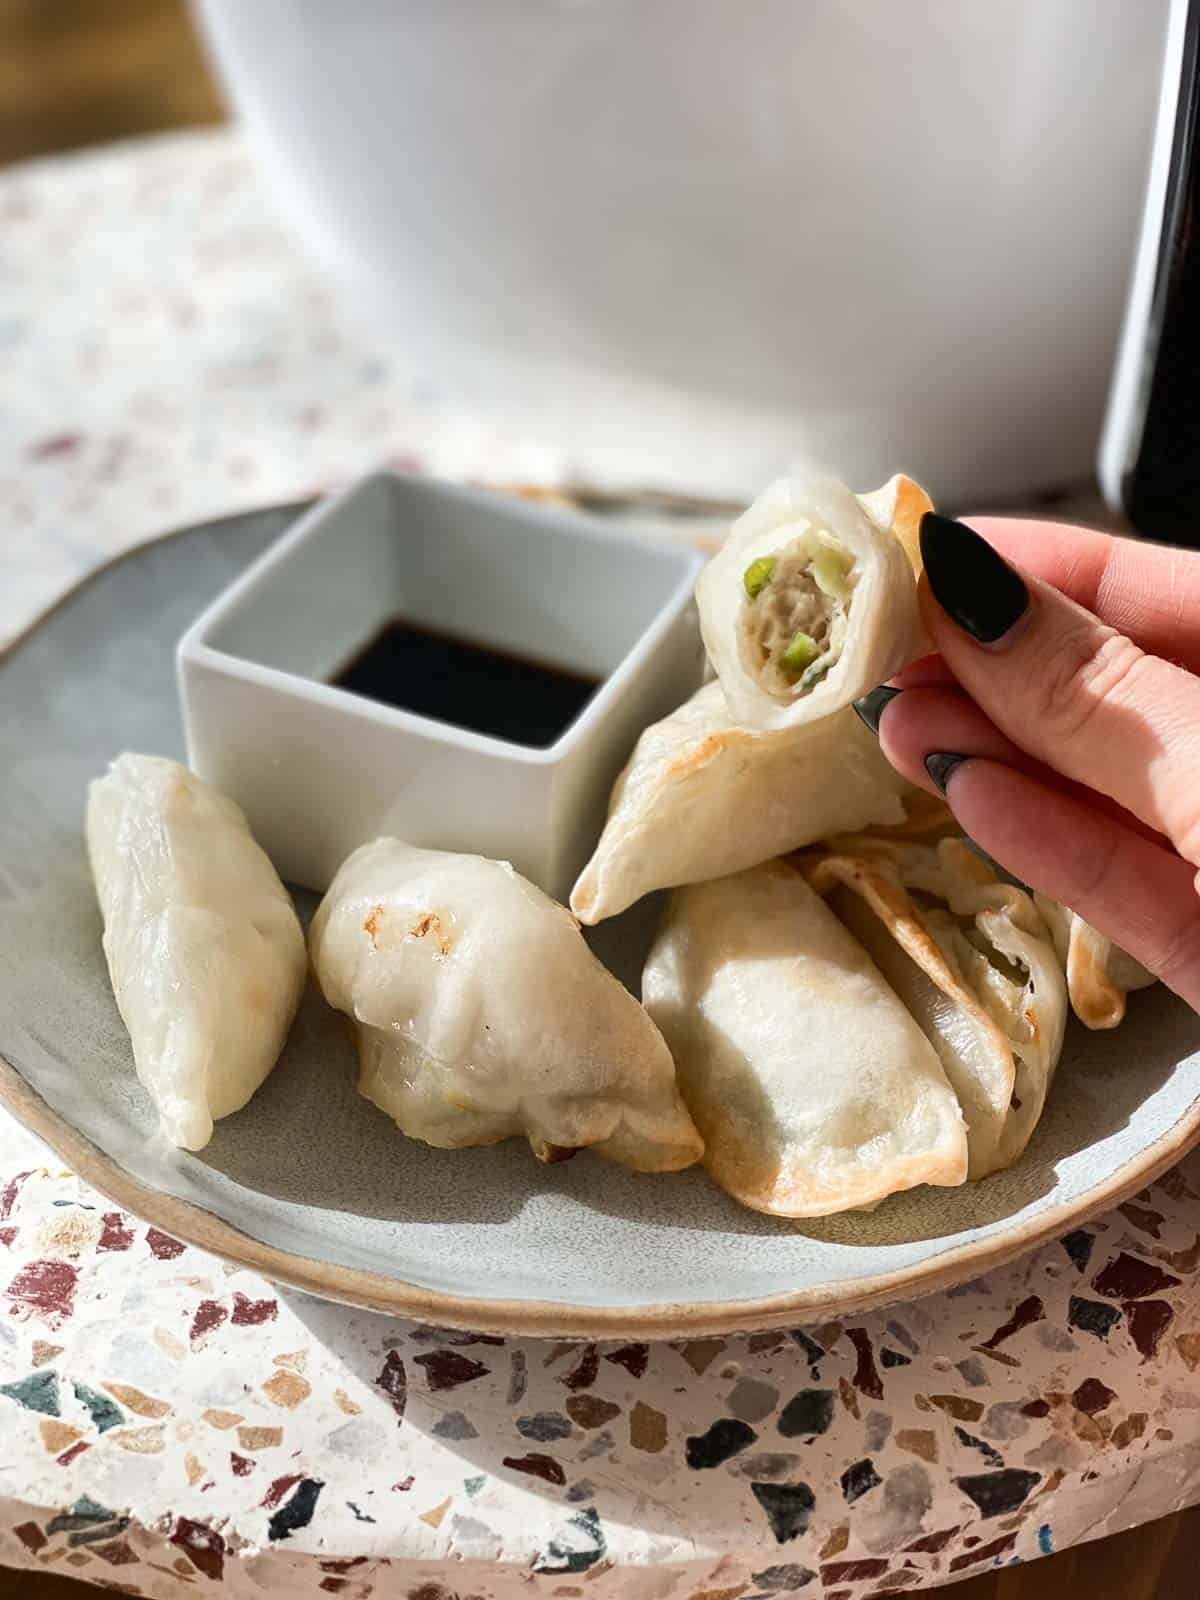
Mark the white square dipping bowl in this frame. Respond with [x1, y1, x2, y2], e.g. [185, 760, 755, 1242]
[177, 473, 707, 901]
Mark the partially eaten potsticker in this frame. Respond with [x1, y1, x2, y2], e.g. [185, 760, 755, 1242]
[696, 473, 931, 731]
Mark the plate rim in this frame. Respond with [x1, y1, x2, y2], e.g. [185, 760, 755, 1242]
[4, 503, 1199, 1338]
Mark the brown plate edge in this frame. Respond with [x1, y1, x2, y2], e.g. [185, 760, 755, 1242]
[3, 503, 1199, 1339]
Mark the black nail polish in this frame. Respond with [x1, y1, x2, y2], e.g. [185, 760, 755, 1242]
[919, 512, 1029, 643]
[924, 752, 967, 795]
[853, 685, 901, 735]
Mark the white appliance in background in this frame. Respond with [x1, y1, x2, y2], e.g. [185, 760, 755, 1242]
[195, 0, 1167, 510]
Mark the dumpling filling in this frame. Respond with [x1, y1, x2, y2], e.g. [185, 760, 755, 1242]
[737, 531, 856, 701]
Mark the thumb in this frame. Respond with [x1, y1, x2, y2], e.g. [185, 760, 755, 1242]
[917, 513, 1200, 874]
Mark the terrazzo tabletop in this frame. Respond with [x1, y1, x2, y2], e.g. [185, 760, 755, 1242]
[4, 128, 1200, 1599]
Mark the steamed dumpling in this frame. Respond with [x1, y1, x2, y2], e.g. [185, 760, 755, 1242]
[804, 835, 1067, 1177]
[642, 861, 967, 1216]
[696, 473, 931, 732]
[571, 682, 913, 924]
[308, 838, 703, 1171]
[86, 754, 306, 1150]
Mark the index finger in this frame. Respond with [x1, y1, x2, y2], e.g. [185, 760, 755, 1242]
[966, 517, 1200, 675]
[916, 530, 1200, 867]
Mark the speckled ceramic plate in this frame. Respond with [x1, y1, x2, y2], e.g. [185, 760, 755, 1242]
[3, 504, 1200, 1339]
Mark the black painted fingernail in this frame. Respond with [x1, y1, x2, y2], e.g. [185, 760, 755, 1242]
[924, 752, 967, 795]
[919, 512, 1029, 643]
[853, 685, 901, 736]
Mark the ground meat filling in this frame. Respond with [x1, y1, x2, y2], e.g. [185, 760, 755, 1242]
[737, 533, 855, 701]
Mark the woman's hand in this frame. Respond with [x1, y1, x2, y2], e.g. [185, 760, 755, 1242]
[856, 513, 1200, 1011]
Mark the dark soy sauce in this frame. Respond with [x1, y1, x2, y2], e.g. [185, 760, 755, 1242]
[330, 617, 602, 748]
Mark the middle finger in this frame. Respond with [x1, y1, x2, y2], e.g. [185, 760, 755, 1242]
[872, 684, 1174, 849]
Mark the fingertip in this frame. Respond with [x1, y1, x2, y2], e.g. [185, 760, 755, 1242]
[917, 521, 1031, 648]
[876, 693, 941, 795]
[876, 684, 1003, 796]
[923, 752, 969, 796]
[887, 651, 957, 692]
[852, 685, 901, 736]
[942, 762, 1200, 1014]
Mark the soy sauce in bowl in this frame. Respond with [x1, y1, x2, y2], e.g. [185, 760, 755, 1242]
[331, 617, 602, 749]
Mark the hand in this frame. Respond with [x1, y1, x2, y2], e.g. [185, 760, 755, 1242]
[856, 513, 1200, 1012]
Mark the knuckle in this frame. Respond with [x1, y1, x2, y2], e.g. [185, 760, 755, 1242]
[1151, 906, 1200, 994]
[1026, 625, 1145, 749]
[1167, 738, 1200, 865]
[1175, 804, 1200, 871]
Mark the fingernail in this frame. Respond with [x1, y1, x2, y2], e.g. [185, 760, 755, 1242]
[853, 685, 901, 735]
[919, 512, 1029, 644]
[924, 751, 968, 794]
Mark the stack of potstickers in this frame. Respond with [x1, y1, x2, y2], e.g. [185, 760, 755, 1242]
[573, 473, 1154, 1216]
[86, 474, 1154, 1218]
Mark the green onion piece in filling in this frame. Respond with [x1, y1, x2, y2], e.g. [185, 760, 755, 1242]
[780, 630, 819, 676]
[743, 556, 777, 600]
[811, 544, 853, 599]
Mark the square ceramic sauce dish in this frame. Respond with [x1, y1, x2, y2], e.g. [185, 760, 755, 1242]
[177, 473, 707, 901]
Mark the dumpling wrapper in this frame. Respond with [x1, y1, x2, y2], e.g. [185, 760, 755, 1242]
[570, 681, 913, 924]
[86, 754, 307, 1151]
[804, 836, 1067, 1178]
[1033, 896, 1156, 1030]
[309, 838, 703, 1172]
[696, 473, 931, 732]
[642, 860, 967, 1216]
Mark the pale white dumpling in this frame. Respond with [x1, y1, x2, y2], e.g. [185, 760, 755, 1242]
[308, 838, 703, 1171]
[642, 861, 968, 1216]
[696, 473, 930, 731]
[87, 754, 306, 1150]
[570, 682, 913, 925]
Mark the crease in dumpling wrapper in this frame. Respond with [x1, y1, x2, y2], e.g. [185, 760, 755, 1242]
[840, 805, 1154, 1032]
[802, 834, 1068, 1179]
[1034, 895, 1156, 1030]
[570, 684, 914, 924]
[856, 472, 932, 580]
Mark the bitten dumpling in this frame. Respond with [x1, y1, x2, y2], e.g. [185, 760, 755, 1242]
[86, 754, 307, 1150]
[570, 682, 913, 925]
[696, 473, 931, 731]
[308, 838, 703, 1171]
[642, 861, 968, 1216]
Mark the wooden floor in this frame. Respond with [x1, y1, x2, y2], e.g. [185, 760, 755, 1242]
[1, 1503, 1199, 1597]
[1, 4, 1198, 1598]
